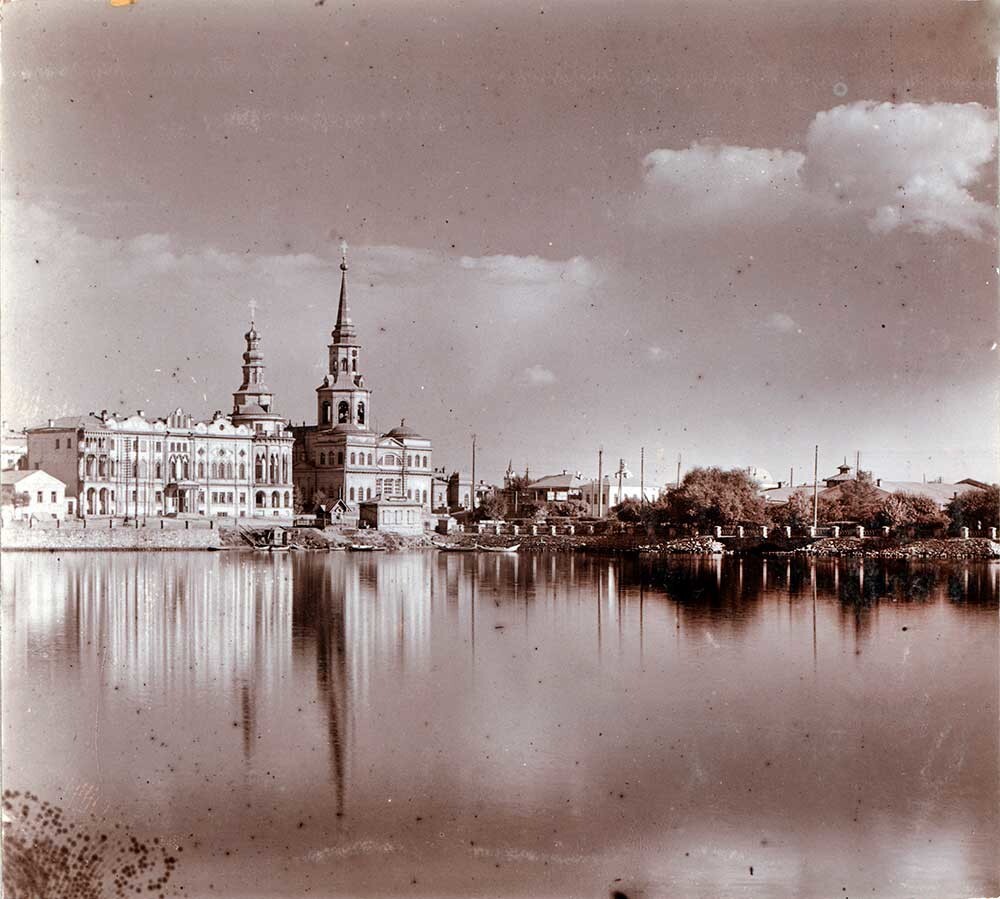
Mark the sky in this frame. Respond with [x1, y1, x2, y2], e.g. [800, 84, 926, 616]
[2, 0, 998, 486]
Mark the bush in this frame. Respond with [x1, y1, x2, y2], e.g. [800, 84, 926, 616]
[876, 492, 946, 531]
[663, 467, 766, 530]
[946, 486, 999, 534]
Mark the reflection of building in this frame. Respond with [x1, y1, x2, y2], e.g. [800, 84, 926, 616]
[23, 323, 294, 519]
[1, 468, 69, 520]
[292, 248, 433, 515]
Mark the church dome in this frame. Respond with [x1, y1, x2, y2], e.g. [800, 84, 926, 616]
[384, 419, 422, 440]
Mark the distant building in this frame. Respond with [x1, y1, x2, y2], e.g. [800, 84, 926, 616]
[581, 476, 662, 518]
[1, 469, 68, 521]
[359, 496, 424, 535]
[1, 425, 27, 471]
[23, 321, 294, 519]
[292, 249, 434, 515]
[445, 473, 492, 511]
[524, 471, 585, 504]
[431, 468, 451, 511]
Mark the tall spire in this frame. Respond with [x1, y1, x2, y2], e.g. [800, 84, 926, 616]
[332, 239, 356, 344]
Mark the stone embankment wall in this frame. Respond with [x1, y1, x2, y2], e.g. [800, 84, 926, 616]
[1, 527, 222, 551]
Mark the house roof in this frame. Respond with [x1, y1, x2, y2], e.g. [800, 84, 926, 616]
[528, 472, 584, 490]
[1, 468, 65, 487]
[760, 485, 813, 504]
[873, 481, 983, 506]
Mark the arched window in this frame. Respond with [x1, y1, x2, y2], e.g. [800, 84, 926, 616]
[255, 457, 264, 480]
[406, 455, 412, 467]
[352, 358, 357, 372]
[155, 462, 162, 479]
[210, 462, 218, 478]
[198, 462, 205, 479]
[255, 491, 265, 507]
[281, 456, 288, 482]
[239, 462, 246, 479]
[357, 402, 365, 425]
[341, 357, 349, 372]
[407, 488, 412, 499]
[227, 463, 234, 479]
[271, 490, 280, 508]
[350, 452, 356, 464]
[422, 489, 428, 503]
[98, 457, 107, 477]
[349, 487, 355, 501]
[367, 453, 373, 465]
[366, 487, 372, 500]
[337, 451, 344, 465]
[269, 456, 278, 483]
[183, 461, 190, 479]
[423, 455, 428, 467]
[338, 401, 349, 424]
[321, 401, 331, 425]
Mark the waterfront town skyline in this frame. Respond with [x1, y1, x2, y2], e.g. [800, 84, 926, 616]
[3, 0, 997, 488]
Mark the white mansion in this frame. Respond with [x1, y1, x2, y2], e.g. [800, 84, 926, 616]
[25, 323, 295, 519]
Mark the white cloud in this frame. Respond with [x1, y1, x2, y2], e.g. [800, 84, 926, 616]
[766, 313, 799, 333]
[636, 101, 997, 239]
[803, 101, 996, 238]
[637, 143, 806, 226]
[523, 365, 557, 385]
[458, 254, 599, 288]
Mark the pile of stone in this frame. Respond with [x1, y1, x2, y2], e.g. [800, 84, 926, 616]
[799, 537, 867, 556]
[871, 538, 1000, 560]
[640, 535, 725, 555]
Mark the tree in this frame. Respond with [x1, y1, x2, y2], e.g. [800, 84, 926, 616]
[877, 492, 946, 530]
[611, 498, 643, 523]
[664, 467, 766, 529]
[474, 492, 506, 521]
[767, 489, 813, 528]
[816, 473, 883, 526]
[946, 486, 999, 534]
[548, 500, 587, 518]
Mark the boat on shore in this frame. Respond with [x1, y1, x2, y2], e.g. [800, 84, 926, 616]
[434, 543, 476, 552]
[475, 543, 521, 553]
[348, 544, 382, 552]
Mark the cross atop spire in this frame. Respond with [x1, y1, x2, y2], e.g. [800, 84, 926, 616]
[332, 237, 357, 343]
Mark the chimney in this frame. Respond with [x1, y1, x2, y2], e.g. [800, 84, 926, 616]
[876, 478, 881, 487]
[100, 409, 108, 421]
[137, 409, 144, 417]
[47, 419, 54, 428]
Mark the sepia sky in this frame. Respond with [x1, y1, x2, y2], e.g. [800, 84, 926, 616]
[2, 0, 998, 485]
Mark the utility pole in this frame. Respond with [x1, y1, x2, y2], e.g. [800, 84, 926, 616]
[470, 433, 477, 511]
[812, 445, 819, 529]
[856, 450, 861, 480]
[597, 447, 603, 518]
[640, 446, 645, 504]
[617, 458, 625, 510]
[676, 453, 682, 489]
[789, 467, 794, 488]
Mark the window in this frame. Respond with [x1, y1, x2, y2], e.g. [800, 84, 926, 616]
[366, 488, 371, 500]
[155, 491, 162, 502]
[350, 452, 356, 464]
[406, 455, 412, 467]
[320, 452, 326, 466]
[256, 457, 265, 479]
[239, 463, 246, 479]
[155, 462, 162, 479]
[156, 442, 162, 452]
[240, 493, 246, 504]
[341, 357, 349, 372]
[407, 489, 412, 499]
[67, 439, 72, 448]
[198, 462, 205, 479]
[337, 451, 344, 465]
[349, 487, 355, 501]
[55, 438, 60, 449]
[284, 492, 290, 507]
[338, 401, 349, 424]
[322, 401, 331, 425]
[36, 491, 43, 503]
[357, 402, 365, 425]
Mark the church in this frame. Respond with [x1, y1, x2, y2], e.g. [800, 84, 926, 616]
[291, 247, 434, 514]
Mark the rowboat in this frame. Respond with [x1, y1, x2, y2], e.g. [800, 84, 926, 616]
[434, 543, 476, 552]
[475, 543, 521, 553]
[347, 544, 382, 552]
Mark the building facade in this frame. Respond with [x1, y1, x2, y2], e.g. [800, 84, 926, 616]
[1, 469, 68, 521]
[292, 249, 434, 513]
[24, 323, 294, 519]
[1, 425, 27, 471]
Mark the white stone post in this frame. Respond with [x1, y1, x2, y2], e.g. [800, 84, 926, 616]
[761, 526, 768, 538]
[831, 525, 840, 538]
[549, 525, 557, 536]
[784, 526, 792, 538]
[989, 527, 997, 540]
[736, 525, 744, 538]
[882, 526, 890, 537]
[856, 526, 865, 538]
[960, 526, 970, 539]
[567, 524, 575, 536]
[808, 526, 817, 538]
[531, 525, 538, 536]
[512, 524, 519, 536]
[713, 526, 722, 538]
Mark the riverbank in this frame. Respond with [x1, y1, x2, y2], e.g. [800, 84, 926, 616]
[4, 525, 998, 560]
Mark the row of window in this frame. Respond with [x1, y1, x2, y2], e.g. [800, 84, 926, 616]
[82, 457, 290, 483]
[316, 450, 431, 468]
[35, 491, 59, 503]
[81, 488, 292, 512]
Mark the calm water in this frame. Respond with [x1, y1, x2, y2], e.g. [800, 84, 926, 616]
[2, 551, 997, 899]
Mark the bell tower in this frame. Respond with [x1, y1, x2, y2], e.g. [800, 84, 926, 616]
[316, 241, 372, 430]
